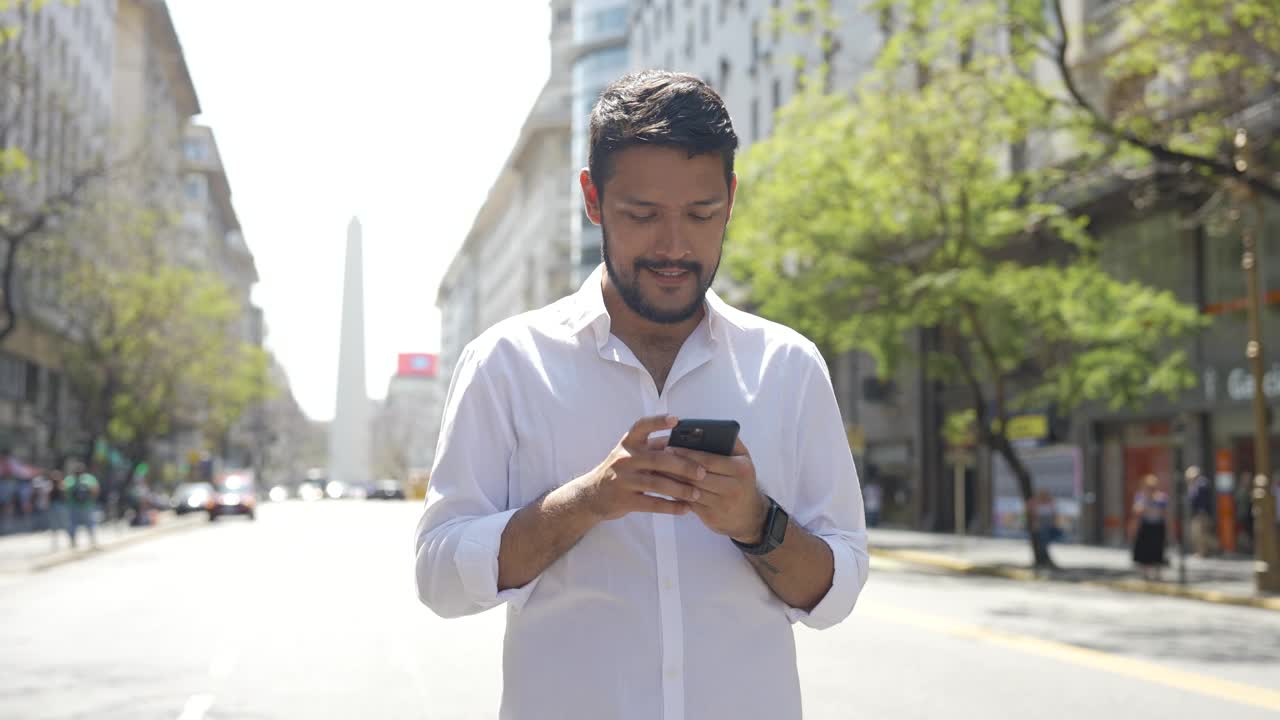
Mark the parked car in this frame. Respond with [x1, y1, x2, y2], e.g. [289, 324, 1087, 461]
[210, 474, 256, 521]
[172, 482, 215, 515]
[368, 479, 405, 500]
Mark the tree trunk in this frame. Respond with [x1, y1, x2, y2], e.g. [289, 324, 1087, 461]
[991, 433, 1055, 568]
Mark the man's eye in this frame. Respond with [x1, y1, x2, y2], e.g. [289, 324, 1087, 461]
[628, 213, 657, 223]
[689, 213, 714, 222]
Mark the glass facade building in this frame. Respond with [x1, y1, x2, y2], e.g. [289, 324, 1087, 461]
[569, 0, 629, 286]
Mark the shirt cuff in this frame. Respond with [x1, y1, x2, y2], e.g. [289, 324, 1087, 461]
[454, 508, 543, 613]
[784, 530, 868, 629]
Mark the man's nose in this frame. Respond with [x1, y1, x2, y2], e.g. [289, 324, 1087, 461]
[653, 218, 692, 260]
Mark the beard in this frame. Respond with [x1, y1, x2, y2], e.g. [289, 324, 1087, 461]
[601, 222, 721, 325]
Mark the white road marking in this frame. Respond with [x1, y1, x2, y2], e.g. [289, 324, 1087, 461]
[861, 602, 1280, 713]
[176, 693, 215, 720]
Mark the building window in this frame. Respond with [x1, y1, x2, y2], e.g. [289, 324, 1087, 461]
[685, 21, 695, 59]
[702, 4, 710, 44]
[771, 78, 781, 111]
[0, 354, 26, 401]
[24, 362, 38, 405]
[751, 18, 760, 62]
[750, 96, 760, 143]
[184, 175, 206, 201]
[719, 57, 731, 91]
[771, 0, 781, 43]
[667, 0, 674, 30]
[184, 138, 207, 162]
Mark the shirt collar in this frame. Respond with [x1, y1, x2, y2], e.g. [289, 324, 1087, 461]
[565, 264, 729, 349]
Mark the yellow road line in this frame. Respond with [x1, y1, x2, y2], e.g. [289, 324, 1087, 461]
[860, 603, 1280, 713]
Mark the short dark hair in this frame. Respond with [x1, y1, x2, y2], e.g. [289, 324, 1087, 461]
[588, 70, 738, 198]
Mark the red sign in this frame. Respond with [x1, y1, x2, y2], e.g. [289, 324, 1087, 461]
[397, 353, 438, 378]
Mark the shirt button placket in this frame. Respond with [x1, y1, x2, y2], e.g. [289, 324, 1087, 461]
[650, 391, 684, 720]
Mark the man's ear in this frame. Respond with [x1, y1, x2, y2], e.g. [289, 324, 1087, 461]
[580, 169, 603, 225]
[726, 173, 738, 223]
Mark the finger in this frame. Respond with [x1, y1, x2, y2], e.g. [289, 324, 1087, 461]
[642, 449, 707, 485]
[632, 472, 703, 503]
[687, 471, 737, 497]
[731, 436, 750, 457]
[667, 446, 739, 476]
[632, 494, 690, 516]
[623, 415, 678, 449]
[647, 434, 671, 451]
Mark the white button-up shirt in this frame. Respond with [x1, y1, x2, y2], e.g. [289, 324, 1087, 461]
[415, 267, 869, 719]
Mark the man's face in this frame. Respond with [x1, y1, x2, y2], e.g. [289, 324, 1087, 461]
[582, 146, 736, 325]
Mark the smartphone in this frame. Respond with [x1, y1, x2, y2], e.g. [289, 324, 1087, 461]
[668, 419, 740, 456]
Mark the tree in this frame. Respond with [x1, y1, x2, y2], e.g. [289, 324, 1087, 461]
[867, 0, 1280, 585]
[0, 1, 110, 342]
[878, 0, 1279, 202]
[728, 32, 1205, 566]
[45, 217, 270, 479]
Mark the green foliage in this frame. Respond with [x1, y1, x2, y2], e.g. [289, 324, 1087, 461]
[45, 212, 271, 463]
[873, 0, 1280, 197]
[729, 17, 1205, 431]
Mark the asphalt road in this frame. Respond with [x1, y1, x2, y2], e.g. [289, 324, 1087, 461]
[1, 500, 1277, 719]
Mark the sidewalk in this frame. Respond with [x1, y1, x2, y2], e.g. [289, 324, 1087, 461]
[0, 511, 206, 574]
[869, 527, 1280, 611]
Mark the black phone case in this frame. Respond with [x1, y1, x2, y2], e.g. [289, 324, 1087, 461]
[668, 419, 740, 456]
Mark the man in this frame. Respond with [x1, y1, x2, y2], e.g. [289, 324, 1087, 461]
[64, 460, 100, 549]
[415, 70, 868, 719]
[1186, 465, 1214, 557]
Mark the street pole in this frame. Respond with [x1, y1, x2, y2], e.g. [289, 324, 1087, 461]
[954, 461, 966, 539]
[1234, 129, 1280, 594]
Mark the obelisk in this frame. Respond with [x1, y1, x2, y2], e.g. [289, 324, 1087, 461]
[328, 217, 371, 488]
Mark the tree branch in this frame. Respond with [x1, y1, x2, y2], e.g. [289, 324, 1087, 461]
[1047, 0, 1280, 203]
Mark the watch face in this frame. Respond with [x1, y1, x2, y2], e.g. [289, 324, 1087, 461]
[768, 505, 788, 546]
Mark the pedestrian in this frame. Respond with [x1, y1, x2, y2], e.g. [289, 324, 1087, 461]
[1186, 465, 1215, 557]
[0, 448, 14, 535]
[414, 70, 868, 719]
[45, 469, 66, 551]
[1032, 488, 1058, 550]
[1130, 474, 1169, 580]
[864, 480, 883, 528]
[64, 460, 100, 549]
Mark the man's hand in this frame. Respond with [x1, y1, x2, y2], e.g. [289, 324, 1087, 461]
[664, 437, 768, 544]
[576, 415, 708, 522]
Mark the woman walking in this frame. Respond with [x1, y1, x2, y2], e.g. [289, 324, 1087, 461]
[1131, 474, 1169, 581]
[47, 469, 66, 551]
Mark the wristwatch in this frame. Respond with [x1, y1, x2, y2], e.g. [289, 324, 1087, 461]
[732, 495, 789, 556]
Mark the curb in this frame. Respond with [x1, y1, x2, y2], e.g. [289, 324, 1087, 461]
[870, 547, 1280, 612]
[23, 514, 208, 573]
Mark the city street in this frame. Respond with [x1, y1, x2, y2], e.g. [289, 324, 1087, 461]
[2, 501, 1278, 719]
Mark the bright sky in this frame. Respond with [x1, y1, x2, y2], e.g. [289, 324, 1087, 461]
[167, 1, 551, 421]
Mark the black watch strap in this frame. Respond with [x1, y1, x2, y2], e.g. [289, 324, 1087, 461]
[733, 496, 788, 556]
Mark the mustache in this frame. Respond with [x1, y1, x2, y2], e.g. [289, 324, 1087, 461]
[634, 258, 702, 275]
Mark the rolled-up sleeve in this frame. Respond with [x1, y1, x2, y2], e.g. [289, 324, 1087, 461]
[414, 344, 541, 618]
[783, 344, 869, 630]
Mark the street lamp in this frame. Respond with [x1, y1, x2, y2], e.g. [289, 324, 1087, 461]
[1233, 129, 1280, 594]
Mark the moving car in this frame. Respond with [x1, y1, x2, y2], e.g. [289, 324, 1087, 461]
[172, 482, 215, 515]
[210, 473, 256, 521]
[368, 479, 405, 500]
